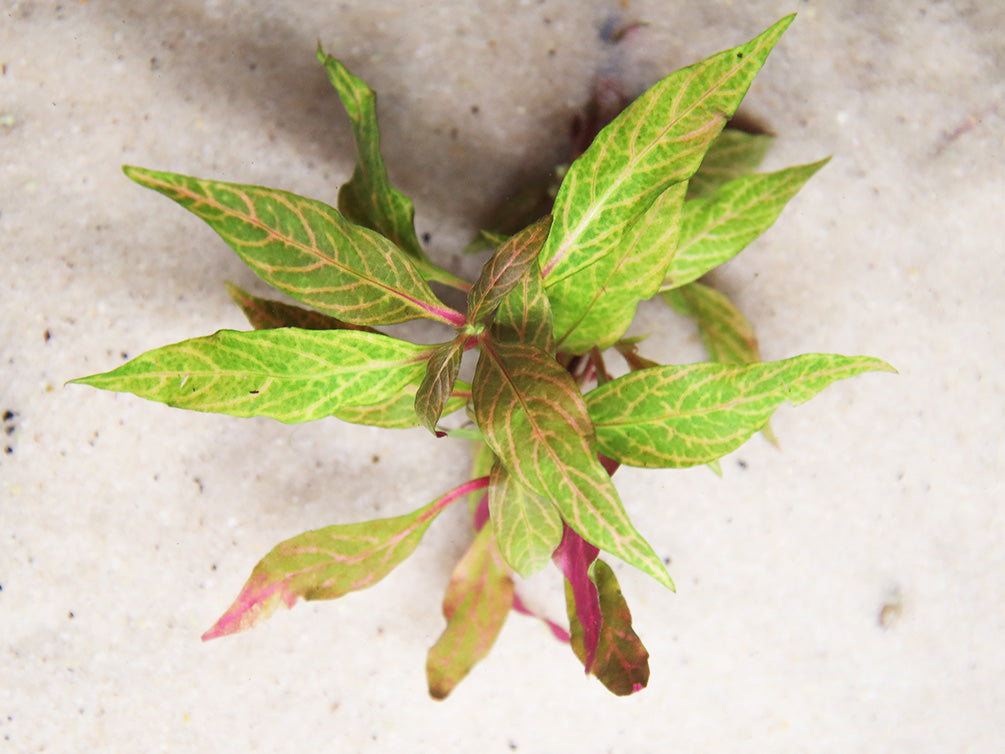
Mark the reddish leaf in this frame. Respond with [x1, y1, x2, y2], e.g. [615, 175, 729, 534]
[565, 560, 650, 695]
[553, 525, 601, 671]
[202, 477, 488, 641]
[426, 525, 514, 699]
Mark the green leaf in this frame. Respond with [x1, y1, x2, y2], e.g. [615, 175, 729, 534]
[414, 335, 467, 434]
[663, 159, 828, 290]
[488, 461, 563, 577]
[539, 16, 794, 351]
[224, 282, 378, 333]
[201, 477, 488, 641]
[335, 381, 469, 429]
[687, 128, 774, 198]
[587, 354, 896, 468]
[565, 560, 649, 696]
[662, 281, 760, 364]
[426, 524, 514, 699]
[123, 166, 463, 327]
[466, 216, 552, 324]
[547, 182, 686, 352]
[71, 328, 436, 425]
[316, 47, 428, 264]
[471, 334, 673, 589]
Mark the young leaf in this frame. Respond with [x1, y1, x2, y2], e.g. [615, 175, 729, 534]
[488, 461, 563, 578]
[687, 128, 774, 198]
[587, 354, 896, 468]
[553, 525, 602, 671]
[547, 182, 686, 352]
[539, 16, 794, 351]
[426, 524, 514, 699]
[202, 476, 489, 641]
[316, 47, 428, 264]
[224, 281, 378, 333]
[663, 159, 828, 290]
[491, 252, 555, 353]
[565, 560, 650, 696]
[71, 328, 435, 425]
[471, 334, 673, 589]
[466, 216, 552, 324]
[123, 166, 464, 327]
[414, 335, 467, 434]
[662, 281, 760, 365]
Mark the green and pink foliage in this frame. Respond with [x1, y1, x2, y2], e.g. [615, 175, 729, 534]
[73, 16, 893, 698]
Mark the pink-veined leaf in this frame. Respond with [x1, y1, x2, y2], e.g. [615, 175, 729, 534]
[123, 166, 464, 327]
[466, 216, 552, 323]
[426, 524, 514, 699]
[202, 477, 489, 641]
[565, 559, 650, 696]
[414, 334, 467, 434]
[71, 328, 439, 425]
[471, 334, 673, 589]
[224, 281, 379, 333]
[488, 460, 563, 577]
[587, 354, 896, 468]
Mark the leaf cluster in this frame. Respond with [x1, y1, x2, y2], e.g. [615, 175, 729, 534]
[72, 17, 892, 698]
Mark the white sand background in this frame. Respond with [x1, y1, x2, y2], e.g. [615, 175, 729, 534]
[2, 1, 1003, 751]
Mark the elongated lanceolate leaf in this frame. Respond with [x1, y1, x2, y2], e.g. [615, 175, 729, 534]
[663, 281, 760, 365]
[539, 17, 794, 349]
[466, 216, 552, 324]
[471, 335, 673, 589]
[565, 559, 650, 695]
[335, 380, 470, 429]
[317, 47, 427, 264]
[224, 282, 378, 333]
[123, 166, 463, 327]
[687, 128, 774, 198]
[587, 354, 896, 468]
[414, 335, 467, 434]
[663, 159, 828, 290]
[488, 461, 563, 577]
[202, 477, 489, 641]
[426, 524, 514, 699]
[71, 328, 434, 425]
[548, 182, 686, 353]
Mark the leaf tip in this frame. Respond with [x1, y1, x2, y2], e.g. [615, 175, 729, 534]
[201, 572, 298, 642]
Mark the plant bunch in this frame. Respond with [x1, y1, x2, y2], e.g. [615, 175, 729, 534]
[73, 16, 892, 698]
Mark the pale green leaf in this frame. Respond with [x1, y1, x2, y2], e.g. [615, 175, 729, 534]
[224, 282, 379, 333]
[202, 479, 485, 641]
[540, 17, 794, 350]
[587, 354, 896, 468]
[123, 166, 463, 327]
[317, 47, 428, 263]
[565, 560, 649, 696]
[663, 159, 828, 290]
[467, 216, 552, 324]
[488, 461, 563, 577]
[471, 335, 672, 588]
[414, 335, 467, 434]
[688, 128, 774, 198]
[662, 281, 760, 364]
[71, 328, 435, 425]
[547, 183, 686, 353]
[426, 525, 514, 699]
